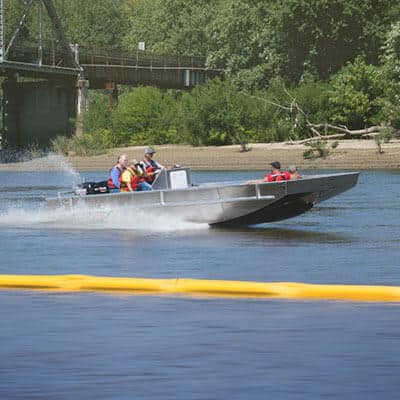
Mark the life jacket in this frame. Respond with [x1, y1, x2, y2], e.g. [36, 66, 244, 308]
[265, 171, 291, 182]
[120, 167, 145, 192]
[141, 159, 159, 183]
[107, 165, 123, 189]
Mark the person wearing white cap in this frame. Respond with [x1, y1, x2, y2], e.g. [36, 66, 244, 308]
[107, 154, 127, 192]
[140, 147, 165, 184]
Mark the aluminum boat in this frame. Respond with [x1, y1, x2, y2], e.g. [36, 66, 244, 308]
[46, 168, 359, 227]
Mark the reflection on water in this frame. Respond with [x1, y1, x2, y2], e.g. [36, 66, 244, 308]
[0, 166, 400, 399]
[212, 225, 353, 244]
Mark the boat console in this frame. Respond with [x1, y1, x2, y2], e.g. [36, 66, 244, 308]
[152, 167, 192, 190]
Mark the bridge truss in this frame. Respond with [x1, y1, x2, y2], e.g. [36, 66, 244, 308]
[0, 0, 80, 78]
[0, 0, 222, 152]
[0, 0, 220, 88]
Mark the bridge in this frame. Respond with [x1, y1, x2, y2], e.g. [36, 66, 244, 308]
[0, 0, 221, 151]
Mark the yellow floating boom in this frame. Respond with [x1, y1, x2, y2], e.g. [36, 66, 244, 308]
[1, 274, 400, 302]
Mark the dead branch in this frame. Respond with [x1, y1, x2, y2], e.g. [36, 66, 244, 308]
[297, 134, 347, 144]
[309, 124, 387, 136]
[243, 91, 397, 145]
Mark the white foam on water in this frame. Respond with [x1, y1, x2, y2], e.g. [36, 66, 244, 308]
[1, 153, 208, 232]
[1, 153, 83, 187]
[0, 202, 208, 232]
[32, 153, 83, 187]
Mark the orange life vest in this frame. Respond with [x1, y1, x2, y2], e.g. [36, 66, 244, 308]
[120, 167, 145, 192]
[107, 165, 123, 189]
[265, 171, 291, 182]
[144, 166, 155, 183]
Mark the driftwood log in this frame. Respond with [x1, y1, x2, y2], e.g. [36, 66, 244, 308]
[297, 124, 389, 144]
[247, 91, 397, 150]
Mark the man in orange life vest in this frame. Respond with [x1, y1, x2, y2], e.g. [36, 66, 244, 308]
[120, 159, 152, 192]
[246, 161, 290, 185]
[107, 154, 128, 193]
[140, 147, 165, 184]
[265, 161, 291, 182]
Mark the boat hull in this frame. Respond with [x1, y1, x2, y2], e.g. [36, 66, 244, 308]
[46, 172, 359, 227]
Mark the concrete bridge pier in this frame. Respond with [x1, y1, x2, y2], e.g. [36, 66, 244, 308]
[1, 76, 76, 152]
[105, 82, 118, 108]
[1, 75, 20, 150]
[75, 78, 89, 136]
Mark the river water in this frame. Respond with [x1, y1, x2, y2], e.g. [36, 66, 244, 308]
[0, 157, 399, 399]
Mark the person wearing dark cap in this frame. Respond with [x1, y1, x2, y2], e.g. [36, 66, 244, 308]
[140, 147, 165, 184]
[265, 161, 290, 182]
[246, 161, 290, 185]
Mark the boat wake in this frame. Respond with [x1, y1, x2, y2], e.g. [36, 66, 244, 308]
[0, 154, 207, 232]
[0, 203, 208, 232]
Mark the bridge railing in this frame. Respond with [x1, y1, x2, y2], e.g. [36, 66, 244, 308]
[5, 41, 76, 70]
[78, 46, 207, 70]
[3, 40, 210, 71]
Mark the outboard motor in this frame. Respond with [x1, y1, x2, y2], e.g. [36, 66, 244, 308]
[75, 181, 109, 195]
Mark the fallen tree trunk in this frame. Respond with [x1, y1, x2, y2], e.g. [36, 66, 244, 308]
[294, 124, 393, 144]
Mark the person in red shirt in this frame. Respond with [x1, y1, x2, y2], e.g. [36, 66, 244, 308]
[264, 161, 290, 182]
[246, 161, 290, 184]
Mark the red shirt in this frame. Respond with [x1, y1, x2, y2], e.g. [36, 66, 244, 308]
[264, 171, 291, 182]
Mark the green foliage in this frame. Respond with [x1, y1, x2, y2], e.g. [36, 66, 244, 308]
[111, 87, 178, 145]
[3, 0, 29, 41]
[12, 0, 400, 148]
[53, 0, 127, 47]
[83, 92, 113, 134]
[4, 0, 127, 48]
[122, 0, 213, 56]
[179, 78, 269, 146]
[205, 1, 274, 90]
[290, 80, 331, 126]
[70, 131, 112, 156]
[51, 130, 113, 156]
[303, 140, 331, 160]
[327, 58, 387, 128]
[51, 135, 71, 155]
[263, 0, 398, 84]
[375, 128, 394, 144]
[380, 22, 400, 128]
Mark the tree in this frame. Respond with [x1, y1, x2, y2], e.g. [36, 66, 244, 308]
[262, 0, 399, 83]
[327, 58, 386, 128]
[122, 0, 214, 55]
[54, 0, 127, 47]
[111, 87, 178, 145]
[205, 1, 275, 90]
[380, 21, 400, 128]
[179, 78, 269, 146]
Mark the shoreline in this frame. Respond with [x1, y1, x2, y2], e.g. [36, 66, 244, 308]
[0, 139, 399, 171]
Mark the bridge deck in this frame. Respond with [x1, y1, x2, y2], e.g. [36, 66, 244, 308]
[1, 42, 222, 88]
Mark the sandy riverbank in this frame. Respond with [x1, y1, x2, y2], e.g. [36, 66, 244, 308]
[0, 139, 399, 171]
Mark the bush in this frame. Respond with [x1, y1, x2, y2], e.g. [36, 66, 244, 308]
[51, 130, 113, 156]
[111, 86, 178, 145]
[83, 91, 113, 134]
[51, 135, 71, 155]
[327, 58, 387, 128]
[303, 140, 339, 160]
[179, 78, 272, 146]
